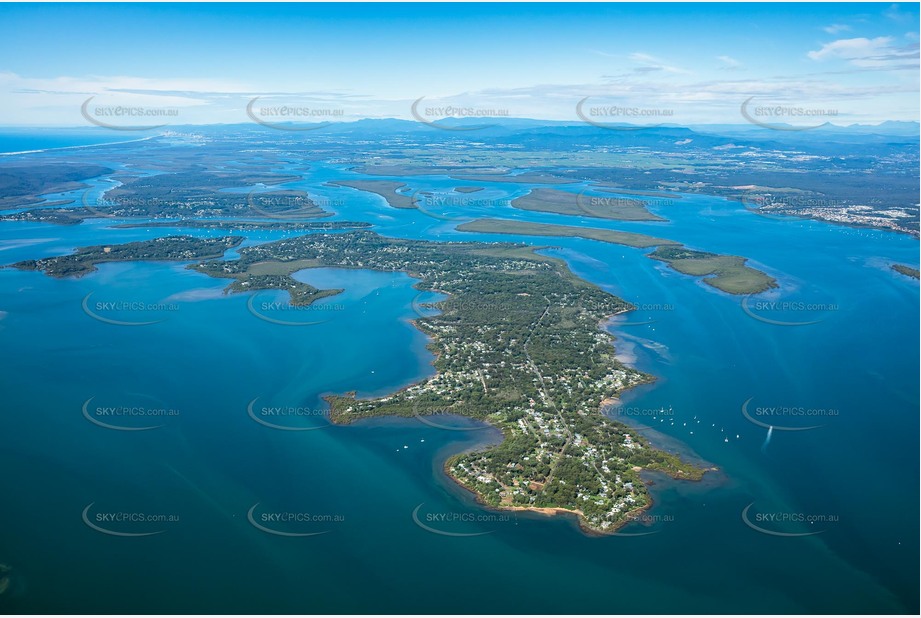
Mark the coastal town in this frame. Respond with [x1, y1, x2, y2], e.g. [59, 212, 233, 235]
[17, 229, 705, 534]
[191, 230, 705, 532]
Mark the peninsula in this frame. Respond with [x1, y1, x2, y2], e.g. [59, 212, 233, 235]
[16, 231, 704, 533]
[12, 235, 242, 278]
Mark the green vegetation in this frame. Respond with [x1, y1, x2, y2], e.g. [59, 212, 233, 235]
[512, 187, 664, 221]
[227, 274, 343, 305]
[649, 246, 778, 295]
[457, 218, 778, 295]
[353, 164, 578, 185]
[14, 228, 708, 532]
[185, 230, 704, 533]
[0, 208, 88, 225]
[94, 171, 323, 219]
[891, 263, 920, 280]
[330, 180, 413, 208]
[0, 164, 112, 209]
[12, 235, 242, 278]
[112, 220, 370, 230]
[198, 257, 338, 304]
[457, 218, 673, 248]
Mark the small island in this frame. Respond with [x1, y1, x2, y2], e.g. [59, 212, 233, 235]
[457, 218, 673, 248]
[891, 263, 920, 280]
[649, 246, 778, 295]
[512, 187, 665, 221]
[457, 218, 778, 295]
[329, 180, 413, 209]
[111, 220, 371, 231]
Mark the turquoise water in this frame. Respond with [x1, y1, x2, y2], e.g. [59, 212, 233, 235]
[0, 160, 917, 613]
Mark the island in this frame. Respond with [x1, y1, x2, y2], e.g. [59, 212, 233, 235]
[328, 180, 413, 209]
[18, 231, 706, 534]
[111, 220, 371, 231]
[512, 187, 665, 221]
[11, 235, 242, 278]
[205, 258, 344, 305]
[352, 164, 579, 185]
[457, 218, 673, 248]
[891, 263, 920, 280]
[649, 246, 778, 295]
[0, 207, 89, 225]
[456, 218, 778, 295]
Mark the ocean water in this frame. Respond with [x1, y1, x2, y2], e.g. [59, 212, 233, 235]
[0, 157, 917, 613]
[0, 130, 147, 156]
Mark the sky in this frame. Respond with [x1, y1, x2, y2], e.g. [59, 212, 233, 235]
[0, 2, 918, 127]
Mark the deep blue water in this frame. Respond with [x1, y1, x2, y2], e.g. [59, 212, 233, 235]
[0, 156, 917, 613]
[0, 130, 147, 155]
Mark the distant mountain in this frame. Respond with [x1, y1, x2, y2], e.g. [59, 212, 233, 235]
[692, 121, 919, 138]
[7, 117, 917, 137]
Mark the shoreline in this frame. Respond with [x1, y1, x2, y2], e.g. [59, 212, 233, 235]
[326, 287, 704, 536]
[442, 454, 659, 537]
[0, 134, 158, 157]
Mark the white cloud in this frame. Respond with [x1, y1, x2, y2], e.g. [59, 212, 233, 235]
[884, 3, 909, 21]
[807, 36, 919, 69]
[0, 71, 383, 125]
[823, 24, 851, 35]
[0, 58, 917, 126]
[717, 55, 742, 70]
[628, 52, 690, 75]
